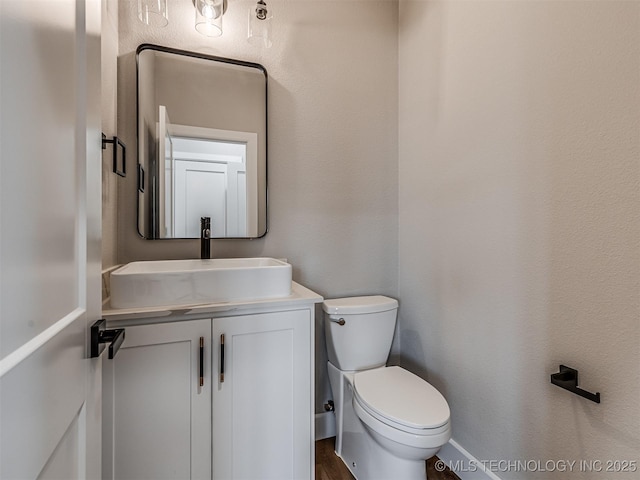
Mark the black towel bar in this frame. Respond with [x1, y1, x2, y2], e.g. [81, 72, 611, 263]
[102, 134, 126, 177]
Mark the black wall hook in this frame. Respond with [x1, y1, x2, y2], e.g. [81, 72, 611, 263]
[551, 365, 600, 403]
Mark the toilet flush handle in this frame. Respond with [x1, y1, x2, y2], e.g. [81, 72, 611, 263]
[330, 317, 346, 326]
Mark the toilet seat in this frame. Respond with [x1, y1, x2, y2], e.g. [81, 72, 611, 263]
[353, 397, 451, 451]
[353, 366, 450, 435]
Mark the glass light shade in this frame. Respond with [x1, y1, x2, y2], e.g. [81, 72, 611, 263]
[138, 0, 168, 27]
[195, 0, 224, 37]
[248, 1, 272, 48]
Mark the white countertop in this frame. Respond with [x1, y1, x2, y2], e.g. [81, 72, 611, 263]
[103, 281, 323, 325]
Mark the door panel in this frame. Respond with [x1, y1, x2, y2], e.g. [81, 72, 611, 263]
[0, 315, 86, 479]
[0, 0, 78, 358]
[0, 0, 102, 478]
[37, 412, 83, 480]
[174, 159, 227, 237]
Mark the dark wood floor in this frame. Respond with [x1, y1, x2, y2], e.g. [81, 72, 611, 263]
[315, 438, 460, 480]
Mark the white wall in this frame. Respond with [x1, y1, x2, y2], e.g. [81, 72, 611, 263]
[398, 1, 639, 478]
[114, 0, 399, 413]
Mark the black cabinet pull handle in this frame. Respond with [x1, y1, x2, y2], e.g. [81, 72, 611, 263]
[199, 337, 204, 387]
[90, 319, 125, 359]
[220, 334, 225, 383]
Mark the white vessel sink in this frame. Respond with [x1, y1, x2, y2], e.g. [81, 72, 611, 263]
[110, 258, 292, 309]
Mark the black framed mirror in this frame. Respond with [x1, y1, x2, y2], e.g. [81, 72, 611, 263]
[136, 44, 268, 239]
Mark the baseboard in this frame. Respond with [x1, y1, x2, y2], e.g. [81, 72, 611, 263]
[437, 439, 503, 480]
[315, 411, 336, 441]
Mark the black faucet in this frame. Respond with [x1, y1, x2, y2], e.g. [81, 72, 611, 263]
[200, 217, 211, 259]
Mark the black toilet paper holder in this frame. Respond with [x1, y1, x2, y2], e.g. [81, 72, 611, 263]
[550, 365, 600, 404]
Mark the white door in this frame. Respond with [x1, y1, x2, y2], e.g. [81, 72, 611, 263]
[226, 163, 248, 237]
[102, 320, 212, 480]
[0, 1, 102, 478]
[212, 310, 313, 480]
[174, 159, 228, 237]
[158, 105, 174, 237]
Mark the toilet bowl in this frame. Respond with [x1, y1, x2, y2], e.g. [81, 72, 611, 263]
[323, 296, 451, 479]
[353, 366, 451, 459]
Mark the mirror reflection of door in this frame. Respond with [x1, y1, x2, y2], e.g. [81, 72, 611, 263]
[158, 105, 174, 237]
[157, 107, 253, 238]
[173, 138, 247, 237]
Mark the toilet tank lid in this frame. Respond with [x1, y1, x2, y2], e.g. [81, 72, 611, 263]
[322, 295, 398, 315]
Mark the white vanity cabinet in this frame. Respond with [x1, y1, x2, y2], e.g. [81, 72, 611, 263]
[102, 319, 212, 480]
[102, 283, 320, 480]
[212, 310, 312, 479]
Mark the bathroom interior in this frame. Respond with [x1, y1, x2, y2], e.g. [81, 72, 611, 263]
[1, 0, 638, 479]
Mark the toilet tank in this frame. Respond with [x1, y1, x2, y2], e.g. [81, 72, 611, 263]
[323, 296, 399, 371]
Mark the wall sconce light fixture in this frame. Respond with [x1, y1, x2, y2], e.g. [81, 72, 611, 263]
[137, 0, 273, 47]
[137, 0, 169, 27]
[248, 0, 272, 48]
[194, 0, 227, 37]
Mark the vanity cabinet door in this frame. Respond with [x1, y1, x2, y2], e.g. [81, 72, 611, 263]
[103, 319, 211, 480]
[212, 309, 313, 480]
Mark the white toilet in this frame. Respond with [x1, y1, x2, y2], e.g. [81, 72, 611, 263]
[324, 296, 451, 479]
